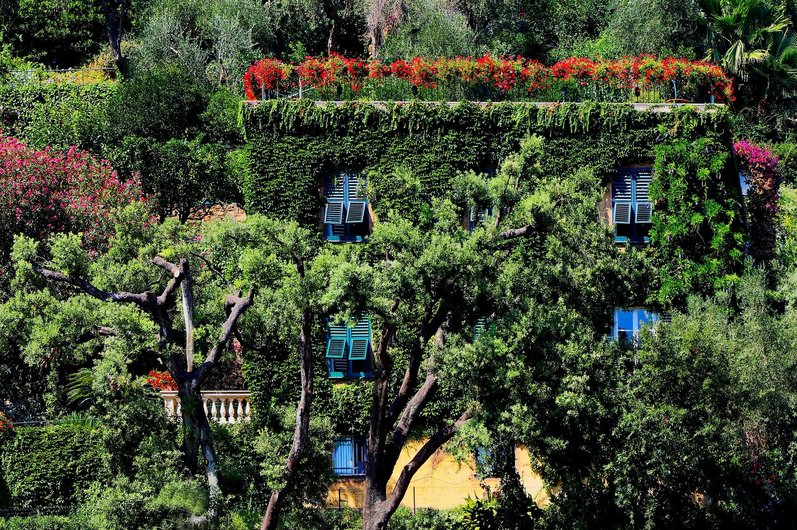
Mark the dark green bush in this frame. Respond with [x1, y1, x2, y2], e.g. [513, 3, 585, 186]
[103, 65, 209, 143]
[0, 515, 87, 530]
[0, 424, 111, 508]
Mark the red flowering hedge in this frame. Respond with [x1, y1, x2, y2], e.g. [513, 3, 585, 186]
[243, 54, 734, 103]
[146, 370, 178, 391]
[0, 136, 143, 254]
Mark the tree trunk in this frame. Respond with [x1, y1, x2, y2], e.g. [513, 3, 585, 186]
[179, 381, 203, 475]
[100, 0, 130, 79]
[327, 18, 339, 55]
[198, 395, 221, 518]
[260, 308, 313, 530]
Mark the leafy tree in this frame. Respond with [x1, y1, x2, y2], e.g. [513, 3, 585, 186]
[0, 0, 105, 67]
[380, 0, 481, 60]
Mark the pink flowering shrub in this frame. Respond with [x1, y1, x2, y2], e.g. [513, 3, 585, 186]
[735, 140, 782, 262]
[0, 136, 143, 255]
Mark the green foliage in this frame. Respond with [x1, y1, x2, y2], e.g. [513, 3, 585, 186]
[1, 0, 105, 67]
[650, 134, 746, 303]
[0, 83, 115, 141]
[106, 135, 230, 221]
[103, 65, 209, 143]
[390, 507, 464, 530]
[243, 100, 744, 305]
[381, 0, 482, 60]
[0, 515, 87, 530]
[0, 424, 111, 508]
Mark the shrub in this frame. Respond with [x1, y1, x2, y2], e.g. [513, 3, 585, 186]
[0, 424, 111, 508]
[0, 515, 88, 530]
[0, 136, 143, 258]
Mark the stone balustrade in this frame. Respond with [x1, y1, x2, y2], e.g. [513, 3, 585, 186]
[160, 391, 252, 424]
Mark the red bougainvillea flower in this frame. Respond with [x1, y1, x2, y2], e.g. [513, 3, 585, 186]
[242, 54, 734, 103]
[244, 58, 291, 100]
[146, 370, 178, 391]
[551, 57, 597, 85]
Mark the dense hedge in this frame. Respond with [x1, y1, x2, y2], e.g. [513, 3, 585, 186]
[0, 424, 111, 508]
[0, 83, 115, 139]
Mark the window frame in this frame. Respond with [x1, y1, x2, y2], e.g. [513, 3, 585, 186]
[332, 437, 368, 477]
[325, 315, 374, 380]
[323, 173, 370, 243]
[612, 167, 653, 244]
[612, 307, 659, 344]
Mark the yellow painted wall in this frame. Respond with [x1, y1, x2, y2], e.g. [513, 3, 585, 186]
[327, 441, 547, 510]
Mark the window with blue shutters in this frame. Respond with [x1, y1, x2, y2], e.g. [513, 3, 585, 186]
[612, 168, 653, 243]
[326, 314, 374, 379]
[612, 308, 659, 344]
[323, 173, 370, 242]
[332, 437, 367, 476]
[468, 206, 494, 233]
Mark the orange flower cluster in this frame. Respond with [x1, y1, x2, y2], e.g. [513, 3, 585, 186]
[243, 54, 734, 103]
[146, 370, 178, 391]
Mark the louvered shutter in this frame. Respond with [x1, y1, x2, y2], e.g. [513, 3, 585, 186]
[634, 169, 654, 224]
[612, 171, 633, 202]
[324, 175, 346, 226]
[473, 317, 486, 340]
[324, 202, 344, 224]
[349, 315, 371, 361]
[326, 323, 348, 358]
[635, 202, 653, 223]
[326, 322, 348, 378]
[612, 170, 633, 225]
[634, 169, 653, 202]
[613, 202, 632, 224]
[346, 201, 367, 223]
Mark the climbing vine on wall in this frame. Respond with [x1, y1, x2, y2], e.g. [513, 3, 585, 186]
[243, 100, 745, 308]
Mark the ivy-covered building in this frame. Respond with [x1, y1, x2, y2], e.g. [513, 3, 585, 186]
[242, 99, 746, 510]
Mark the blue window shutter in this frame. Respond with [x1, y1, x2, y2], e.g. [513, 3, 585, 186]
[613, 202, 632, 224]
[333, 439, 354, 476]
[349, 315, 371, 361]
[635, 202, 653, 223]
[612, 171, 633, 202]
[634, 169, 653, 202]
[326, 175, 346, 201]
[324, 202, 344, 225]
[346, 200, 368, 223]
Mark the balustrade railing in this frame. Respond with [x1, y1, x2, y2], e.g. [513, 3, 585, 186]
[160, 391, 252, 424]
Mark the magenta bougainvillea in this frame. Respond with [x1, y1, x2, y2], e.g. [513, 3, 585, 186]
[734, 140, 782, 263]
[0, 136, 143, 254]
[243, 54, 734, 102]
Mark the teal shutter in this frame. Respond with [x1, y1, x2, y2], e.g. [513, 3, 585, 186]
[635, 202, 653, 223]
[324, 202, 344, 224]
[634, 169, 653, 224]
[326, 322, 349, 378]
[324, 175, 347, 228]
[612, 171, 633, 225]
[349, 315, 371, 361]
[473, 317, 487, 340]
